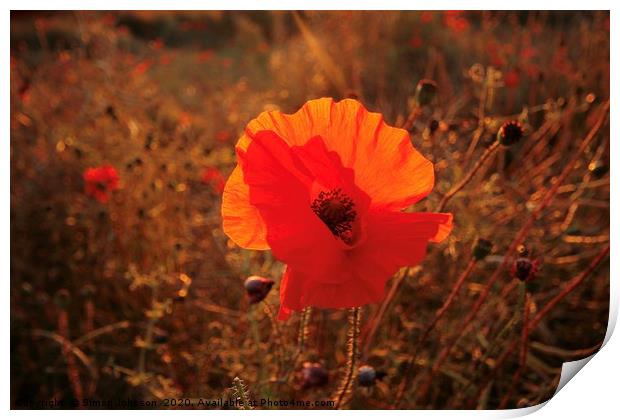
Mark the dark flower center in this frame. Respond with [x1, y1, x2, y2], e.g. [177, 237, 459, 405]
[311, 188, 357, 244]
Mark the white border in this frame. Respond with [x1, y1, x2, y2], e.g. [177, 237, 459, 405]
[4, 3, 616, 419]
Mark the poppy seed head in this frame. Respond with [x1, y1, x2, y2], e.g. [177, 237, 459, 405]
[54, 289, 71, 309]
[415, 79, 438, 106]
[497, 120, 524, 146]
[512, 258, 534, 282]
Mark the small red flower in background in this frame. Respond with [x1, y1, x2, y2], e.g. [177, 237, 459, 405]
[83, 165, 120, 203]
[409, 35, 423, 49]
[443, 11, 470, 33]
[132, 60, 152, 77]
[201, 167, 226, 194]
[197, 49, 215, 63]
[504, 69, 520, 88]
[222, 98, 453, 320]
[420, 11, 433, 23]
[215, 129, 232, 143]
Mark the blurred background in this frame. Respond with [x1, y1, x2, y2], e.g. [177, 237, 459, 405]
[10, 11, 609, 409]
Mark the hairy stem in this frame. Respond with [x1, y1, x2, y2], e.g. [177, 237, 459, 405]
[333, 307, 362, 409]
[232, 377, 253, 410]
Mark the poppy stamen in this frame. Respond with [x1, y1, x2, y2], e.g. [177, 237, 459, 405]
[311, 188, 357, 244]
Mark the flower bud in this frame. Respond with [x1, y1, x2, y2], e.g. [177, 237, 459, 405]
[80, 284, 96, 298]
[512, 258, 533, 281]
[54, 289, 71, 309]
[472, 239, 492, 261]
[358, 365, 376, 387]
[301, 362, 328, 388]
[588, 160, 608, 178]
[414, 79, 438, 106]
[244, 275, 274, 304]
[497, 120, 524, 146]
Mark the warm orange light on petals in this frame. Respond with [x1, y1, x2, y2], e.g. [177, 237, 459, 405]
[221, 98, 453, 319]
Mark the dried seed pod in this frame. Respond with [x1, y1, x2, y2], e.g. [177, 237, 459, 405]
[511, 245, 539, 282]
[415, 79, 438, 106]
[54, 289, 71, 309]
[497, 120, 524, 146]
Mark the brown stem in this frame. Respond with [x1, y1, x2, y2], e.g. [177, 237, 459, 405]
[471, 243, 608, 405]
[394, 258, 476, 407]
[58, 310, 84, 406]
[437, 142, 501, 212]
[418, 101, 609, 402]
[498, 293, 531, 409]
[333, 307, 361, 409]
[361, 270, 406, 361]
[401, 106, 422, 132]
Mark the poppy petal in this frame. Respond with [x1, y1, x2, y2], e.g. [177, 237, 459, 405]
[221, 165, 270, 250]
[337, 211, 452, 310]
[236, 98, 434, 210]
[239, 130, 345, 272]
[277, 211, 452, 318]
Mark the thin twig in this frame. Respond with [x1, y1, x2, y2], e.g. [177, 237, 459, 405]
[437, 142, 501, 212]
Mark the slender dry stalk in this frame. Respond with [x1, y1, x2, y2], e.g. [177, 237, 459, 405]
[361, 270, 406, 361]
[469, 243, 608, 405]
[333, 307, 362, 409]
[498, 293, 531, 409]
[394, 258, 477, 406]
[530, 244, 609, 328]
[263, 302, 284, 376]
[417, 101, 609, 402]
[400, 106, 422, 131]
[58, 310, 84, 406]
[437, 141, 501, 212]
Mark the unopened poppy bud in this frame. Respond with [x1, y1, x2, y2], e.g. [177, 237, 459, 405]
[415, 79, 438, 106]
[244, 275, 274, 304]
[472, 239, 492, 261]
[54, 289, 71, 309]
[512, 258, 533, 281]
[80, 284, 96, 298]
[497, 120, 524, 146]
[301, 362, 328, 388]
[588, 160, 608, 178]
[358, 365, 376, 387]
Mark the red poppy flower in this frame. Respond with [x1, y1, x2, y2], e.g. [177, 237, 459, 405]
[83, 165, 120, 203]
[222, 98, 453, 320]
[201, 167, 226, 194]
